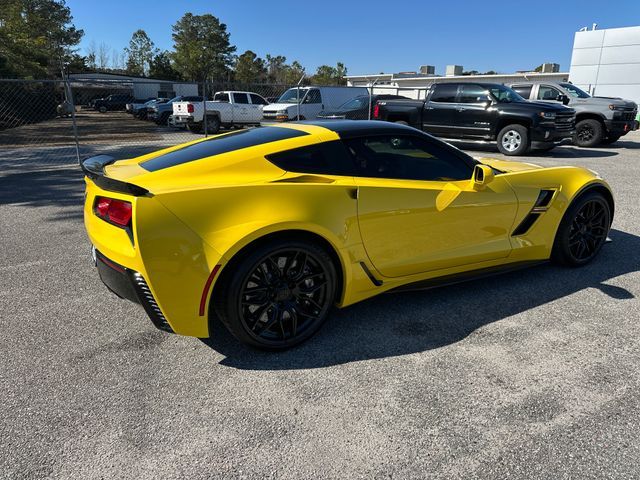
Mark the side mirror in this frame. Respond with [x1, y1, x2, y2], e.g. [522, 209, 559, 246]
[557, 94, 570, 105]
[473, 164, 495, 190]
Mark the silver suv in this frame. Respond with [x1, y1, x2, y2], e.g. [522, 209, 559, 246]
[509, 81, 637, 147]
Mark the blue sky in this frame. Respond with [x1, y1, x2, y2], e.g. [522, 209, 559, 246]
[66, 0, 640, 76]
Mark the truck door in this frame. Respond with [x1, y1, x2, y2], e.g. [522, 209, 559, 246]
[231, 92, 251, 123]
[301, 88, 323, 119]
[536, 85, 564, 104]
[422, 84, 459, 137]
[452, 84, 496, 139]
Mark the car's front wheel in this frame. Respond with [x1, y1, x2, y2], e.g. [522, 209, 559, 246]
[551, 190, 611, 267]
[214, 239, 337, 350]
[497, 124, 529, 156]
[573, 119, 604, 147]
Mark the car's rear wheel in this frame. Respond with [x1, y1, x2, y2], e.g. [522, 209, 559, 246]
[214, 240, 337, 350]
[497, 124, 529, 156]
[573, 119, 604, 147]
[204, 115, 221, 134]
[551, 191, 611, 267]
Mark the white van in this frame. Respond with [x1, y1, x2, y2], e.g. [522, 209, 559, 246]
[263, 86, 369, 121]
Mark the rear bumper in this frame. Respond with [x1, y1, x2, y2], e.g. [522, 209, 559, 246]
[173, 115, 195, 124]
[94, 248, 174, 332]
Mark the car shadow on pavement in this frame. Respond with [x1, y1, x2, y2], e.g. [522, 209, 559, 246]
[203, 228, 639, 370]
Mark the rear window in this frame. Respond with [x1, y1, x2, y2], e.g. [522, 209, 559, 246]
[266, 140, 356, 176]
[141, 127, 309, 172]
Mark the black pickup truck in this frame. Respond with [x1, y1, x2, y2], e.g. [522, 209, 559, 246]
[373, 82, 576, 155]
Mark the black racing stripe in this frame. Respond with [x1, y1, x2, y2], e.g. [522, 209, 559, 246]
[141, 127, 309, 172]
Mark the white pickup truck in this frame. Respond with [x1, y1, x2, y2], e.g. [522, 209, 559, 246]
[173, 91, 269, 134]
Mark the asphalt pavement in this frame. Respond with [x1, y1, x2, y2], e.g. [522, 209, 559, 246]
[1, 133, 639, 479]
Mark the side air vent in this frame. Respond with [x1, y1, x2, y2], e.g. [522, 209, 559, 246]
[512, 189, 556, 236]
[130, 272, 174, 332]
[512, 213, 541, 236]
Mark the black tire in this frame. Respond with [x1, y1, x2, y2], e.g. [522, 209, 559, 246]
[573, 119, 604, 147]
[98, 106, 107, 113]
[551, 190, 611, 267]
[497, 124, 529, 156]
[204, 115, 221, 134]
[213, 239, 337, 350]
[601, 134, 622, 145]
[187, 123, 203, 134]
[156, 112, 170, 126]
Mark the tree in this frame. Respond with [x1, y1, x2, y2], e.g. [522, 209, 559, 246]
[125, 29, 155, 76]
[149, 50, 181, 81]
[97, 42, 110, 70]
[85, 40, 97, 69]
[283, 60, 305, 84]
[234, 50, 266, 83]
[0, 0, 83, 78]
[311, 62, 347, 85]
[171, 13, 236, 82]
[265, 54, 287, 83]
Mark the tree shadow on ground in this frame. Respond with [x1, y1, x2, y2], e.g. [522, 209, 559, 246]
[203, 229, 639, 370]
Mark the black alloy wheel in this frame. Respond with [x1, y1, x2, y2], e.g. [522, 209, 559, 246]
[214, 240, 336, 349]
[552, 191, 611, 266]
[573, 119, 604, 147]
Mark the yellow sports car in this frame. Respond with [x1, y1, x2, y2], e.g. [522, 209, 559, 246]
[83, 121, 613, 349]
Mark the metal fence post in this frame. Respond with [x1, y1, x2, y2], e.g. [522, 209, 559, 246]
[63, 77, 81, 164]
[202, 81, 208, 137]
[296, 74, 304, 121]
[368, 78, 378, 120]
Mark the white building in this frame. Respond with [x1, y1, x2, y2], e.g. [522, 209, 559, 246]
[346, 70, 569, 99]
[569, 25, 640, 103]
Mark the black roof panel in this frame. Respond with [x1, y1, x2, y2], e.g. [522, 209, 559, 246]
[301, 120, 421, 139]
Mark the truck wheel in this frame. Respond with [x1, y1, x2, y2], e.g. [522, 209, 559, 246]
[601, 134, 621, 145]
[205, 115, 221, 134]
[497, 124, 529, 156]
[573, 119, 604, 147]
[187, 123, 203, 134]
[98, 106, 107, 113]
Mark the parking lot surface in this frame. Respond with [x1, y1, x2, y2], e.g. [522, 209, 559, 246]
[1, 132, 639, 479]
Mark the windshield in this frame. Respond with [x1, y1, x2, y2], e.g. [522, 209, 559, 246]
[167, 96, 182, 103]
[339, 96, 368, 110]
[277, 88, 308, 104]
[560, 83, 590, 98]
[488, 85, 525, 103]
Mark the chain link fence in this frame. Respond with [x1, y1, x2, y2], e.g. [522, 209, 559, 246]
[1, 77, 413, 174]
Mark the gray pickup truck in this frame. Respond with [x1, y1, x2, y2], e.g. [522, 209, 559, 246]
[509, 81, 637, 147]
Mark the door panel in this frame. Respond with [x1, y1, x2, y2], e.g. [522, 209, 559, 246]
[356, 176, 518, 277]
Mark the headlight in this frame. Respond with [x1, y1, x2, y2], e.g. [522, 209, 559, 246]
[608, 104, 619, 110]
[539, 112, 556, 119]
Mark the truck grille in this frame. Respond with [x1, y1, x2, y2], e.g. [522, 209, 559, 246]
[621, 109, 637, 121]
[555, 112, 575, 131]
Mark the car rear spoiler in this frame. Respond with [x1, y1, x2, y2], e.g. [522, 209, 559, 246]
[80, 155, 150, 197]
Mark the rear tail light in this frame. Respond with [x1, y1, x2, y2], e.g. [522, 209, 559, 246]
[373, 104, 380, 119]
[187, 104, 194, 113]
[94, 196, 132, 227]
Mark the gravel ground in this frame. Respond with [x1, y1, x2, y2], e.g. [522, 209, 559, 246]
[1, 132, 639, 479]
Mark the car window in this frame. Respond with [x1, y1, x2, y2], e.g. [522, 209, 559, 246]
[304, 89, 322, 104]
[430, 84, 458, 103]
[233, 93, 249, 104]
[537, 86, 562, 101]
[511, 84, 532, 98]
[266, 141, 356, 176]
[344, 135, 473, 181]
[459, 85, 491, 104]
[249, 93, 268, 105]
[142, 127, 309, 172]
[213, 92, 230, 102]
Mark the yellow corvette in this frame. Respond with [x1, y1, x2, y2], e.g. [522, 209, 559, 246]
[83, 121, 613, 349]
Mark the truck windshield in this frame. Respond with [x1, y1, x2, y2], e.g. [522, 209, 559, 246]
[559, 83, 590, 98]
[488, 85, 524, 103]
[277, 88, 308, 104]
